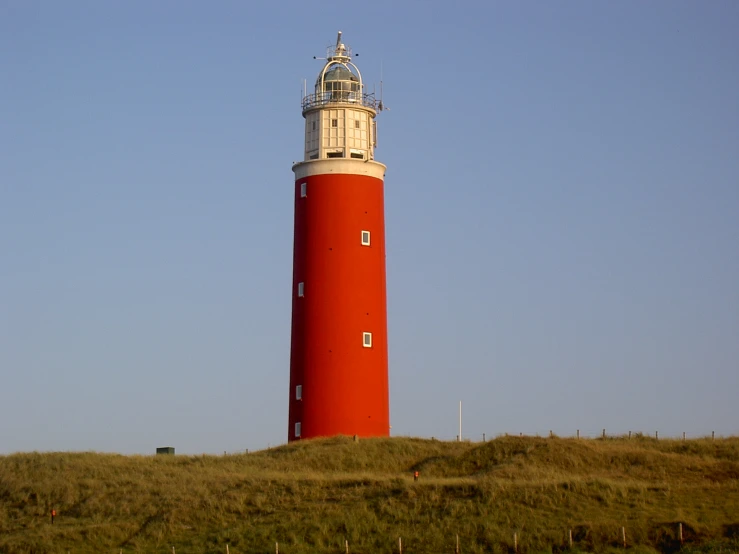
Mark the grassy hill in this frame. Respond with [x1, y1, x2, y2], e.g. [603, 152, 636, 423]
[1, 435, 738, 553]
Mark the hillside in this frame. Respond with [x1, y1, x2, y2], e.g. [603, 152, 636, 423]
[1, 436, 738, 553]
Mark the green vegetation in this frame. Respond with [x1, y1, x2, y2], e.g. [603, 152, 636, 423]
[1, 435, 738, 553]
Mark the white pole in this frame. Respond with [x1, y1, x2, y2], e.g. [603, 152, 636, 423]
[459, 401, 462, 442]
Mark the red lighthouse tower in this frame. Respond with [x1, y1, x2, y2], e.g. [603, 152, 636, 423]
[288, 32, 389, 441]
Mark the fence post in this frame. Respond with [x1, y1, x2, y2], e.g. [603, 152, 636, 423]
[483, 433, 486, 442]
[569, 528, 573, 549]
[576, 429, 580, 439]
[398, 537, 402, 554]
[346, 539, 349, 553]
[602, 429, 606, 439]
[679, 522, 683, 545]
[550, 430, 553, 438]
[514, 532, 518, 553]
[276, 542, 279, 554]
[456, 533, 460, 554]
[712, 431, 715, 441]
[622, 526, 626, 548]
[227, 545, 230, 554]
[655, 431, 659, 440]
[628, 431, 631, 439]
[683, 432, 686, 441]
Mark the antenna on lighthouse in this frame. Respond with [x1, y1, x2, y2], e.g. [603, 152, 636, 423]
[378, 62, 389, 112]
[330, 30, 351, 62]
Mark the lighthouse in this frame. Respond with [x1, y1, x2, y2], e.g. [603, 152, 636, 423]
[288, 32, 389, 441]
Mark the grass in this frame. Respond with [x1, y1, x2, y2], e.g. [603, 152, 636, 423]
[1, 435, 738, 553]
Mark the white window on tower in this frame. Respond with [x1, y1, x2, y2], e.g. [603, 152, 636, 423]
[296, 385, 302, 400]
[298, 282, 304, 297]
[295, 422, 302, 437]
[363, 332, 372, 348]
[300, 182, 307, 197]
[361, 230, 370, 246]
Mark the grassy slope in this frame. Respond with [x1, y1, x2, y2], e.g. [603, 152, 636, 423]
[1, 436, 738, 553]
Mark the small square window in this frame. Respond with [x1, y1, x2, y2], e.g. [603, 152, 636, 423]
[331, 119, 338, 127]
[363, 332, 372, 348]
[296, 385, 302, 400]
[300, 182, 307, 197]
[295, 422, 301, 437]
[298, 282, 304, 297]
[361, 230, 370, 246]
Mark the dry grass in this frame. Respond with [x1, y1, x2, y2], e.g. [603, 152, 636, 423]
[1, 435, 737, 553]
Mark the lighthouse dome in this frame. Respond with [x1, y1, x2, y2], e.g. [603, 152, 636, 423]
[321, 65, 358, 84]
[316, 64, 360, 96]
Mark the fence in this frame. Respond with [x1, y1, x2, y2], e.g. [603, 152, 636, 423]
[107, 522, 699, 554]
[434, 429, 726, 443]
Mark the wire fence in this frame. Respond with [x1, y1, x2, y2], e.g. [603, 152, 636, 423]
[415, 429, 729, 443]
[100, 521, 732, 554]
[233, 429, 734, 456]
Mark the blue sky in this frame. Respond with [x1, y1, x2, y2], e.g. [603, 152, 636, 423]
[1, 1, 737, 454]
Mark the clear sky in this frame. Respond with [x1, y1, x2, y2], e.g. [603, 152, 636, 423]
[1, 1, 737, 455]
